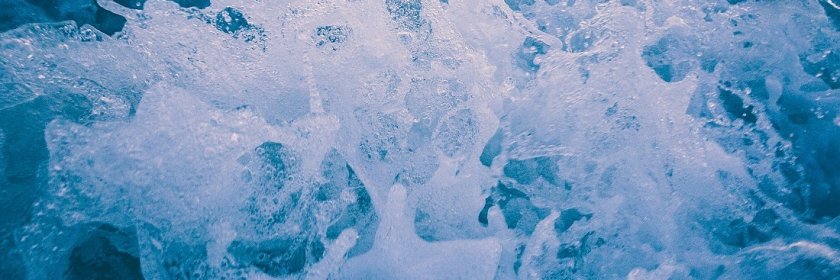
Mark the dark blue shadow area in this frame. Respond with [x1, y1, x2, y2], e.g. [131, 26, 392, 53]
[0, 92, 94, 279]
[0, 0, 125, 35]
[0, 0, 213, 35]
[65, 223, 144, 280]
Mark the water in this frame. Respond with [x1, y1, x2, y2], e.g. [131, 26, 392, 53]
[0, 0, 839, 279]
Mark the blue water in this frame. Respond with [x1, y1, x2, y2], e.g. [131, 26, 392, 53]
[1, 0, 839, 279]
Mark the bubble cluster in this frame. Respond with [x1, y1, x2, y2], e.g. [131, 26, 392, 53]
[1, 0, 838, 279]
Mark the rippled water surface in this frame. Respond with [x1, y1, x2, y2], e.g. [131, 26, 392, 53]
[1, 0, 839, 279]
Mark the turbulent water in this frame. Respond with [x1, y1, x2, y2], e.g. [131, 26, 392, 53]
[0, 0, 839, 279]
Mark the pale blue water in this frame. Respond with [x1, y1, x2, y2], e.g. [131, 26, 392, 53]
[1, 0, 838, 279]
